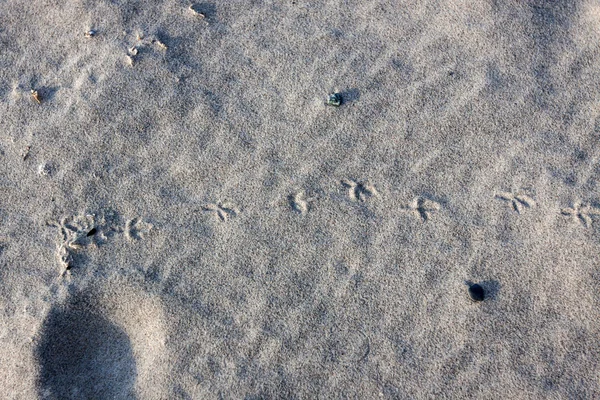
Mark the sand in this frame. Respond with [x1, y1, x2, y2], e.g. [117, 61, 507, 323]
[1, 0, 600, 398]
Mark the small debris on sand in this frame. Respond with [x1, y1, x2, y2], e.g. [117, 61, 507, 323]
[31, 89, 41, 104]
[326, 92, 342, 106]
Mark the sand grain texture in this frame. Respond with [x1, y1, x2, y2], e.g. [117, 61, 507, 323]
[1, 0, 600, 398]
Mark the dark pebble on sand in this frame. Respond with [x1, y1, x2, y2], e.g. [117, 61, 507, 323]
[468, 283, 485, 302]
[326, 93, 342, 106]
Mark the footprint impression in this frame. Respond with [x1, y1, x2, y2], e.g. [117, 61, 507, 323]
[288, 191, 319, 215]
[400, 197, 440, 221]
[202, 201, 239, 221]
[341, 179, 378, 202]
[561, 202, 600, 228]
[47, 213, 153, 274]
[495, 191, 536, 213]
[46, 214, 107, 273]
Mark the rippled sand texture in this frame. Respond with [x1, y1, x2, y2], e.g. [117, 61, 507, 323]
[1, 0, 600, 398]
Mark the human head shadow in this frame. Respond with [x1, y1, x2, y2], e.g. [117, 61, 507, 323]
[36, 294, 137, 399]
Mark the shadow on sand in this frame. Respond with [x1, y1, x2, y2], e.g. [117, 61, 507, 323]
[36, 294, 137, 399]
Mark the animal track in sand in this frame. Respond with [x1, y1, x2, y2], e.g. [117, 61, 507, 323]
[561, 202, 600, 227]
[341, 179, 377, 202]
[46, 214, 106, 273]
[495, 191, 536, 213]
[400, 197, 440, 221]
[124, 33, 170, 66]
[125, 217, 153, 240]
[47, 213, 152, 273]
[288, 191, 316, 215]
[202, 202, 239, 221]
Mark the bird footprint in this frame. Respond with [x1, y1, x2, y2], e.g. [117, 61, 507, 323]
[561, 202, 600, 228]
[46, 214, 105, 273]
[203, 202, 239, 222]
[341, 179, 377, 202]
[400, 197, 440, 221]
[288, 192, 317, 215]
[495, 191, 536, 213]
[125, 217, 153, 240]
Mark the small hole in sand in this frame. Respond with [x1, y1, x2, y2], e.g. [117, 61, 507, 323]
[468, 283, 485, 302]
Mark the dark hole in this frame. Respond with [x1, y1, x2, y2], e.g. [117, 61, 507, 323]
[87, 228, 97, 237]
[468, 283, 485, 302]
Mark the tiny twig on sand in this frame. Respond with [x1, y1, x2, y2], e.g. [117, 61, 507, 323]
[31, 89, 41, 104]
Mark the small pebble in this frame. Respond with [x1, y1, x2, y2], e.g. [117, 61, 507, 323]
[84, 30, 96, 38]
[468, 283, 485, 302]
[326, 93, 342, 106]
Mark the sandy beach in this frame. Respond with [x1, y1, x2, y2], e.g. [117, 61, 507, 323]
[1, 0, 600, 398]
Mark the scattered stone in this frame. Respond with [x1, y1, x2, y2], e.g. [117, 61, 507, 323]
[326, 92, 342, 106]
[468, 283, 485, 302]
